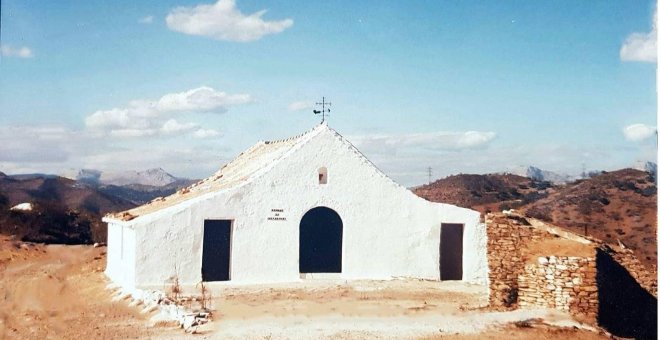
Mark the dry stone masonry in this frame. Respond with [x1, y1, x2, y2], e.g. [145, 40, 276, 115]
[486, 211, 657, 337]
[486, 213, 573, 309]
[518, 256, 598, 320]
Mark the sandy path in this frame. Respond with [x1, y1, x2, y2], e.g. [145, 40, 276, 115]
[0, 239, 608, 339]
[164, 280, 606, 339]
[0, 238, 176, 339]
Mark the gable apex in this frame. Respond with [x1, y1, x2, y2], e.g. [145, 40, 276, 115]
[105, 123, 329, 222]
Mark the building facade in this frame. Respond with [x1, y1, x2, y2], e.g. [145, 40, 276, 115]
[104, 123, 487, 290]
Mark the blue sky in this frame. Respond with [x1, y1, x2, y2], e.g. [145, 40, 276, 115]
[0, 0, 657, 185]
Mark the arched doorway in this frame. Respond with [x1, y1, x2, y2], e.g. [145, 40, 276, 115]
[299, 206, 343, 273]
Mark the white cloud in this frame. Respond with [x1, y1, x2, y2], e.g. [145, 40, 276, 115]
[0, 124, 231, 179]
[288, 101, 313, 111]
[139, 15, 154, 24]
[157, 86, 252, 112]
[620, 9, 657, 63]
[351, 130, 497, 155]
[193, 128, 222, 138]
[0, 126, 101, 164]
[0, 124, 649, 187]
[166, 0, 293, 42]
[623, 123, 657, 141]
[1, 44, 33, 58]
[81, 146, 230, 179]
[85, 86, 248, 137]
[161, 119, 198, 134]
[109, 128, 158, 138]
[360, 141, 635, 187]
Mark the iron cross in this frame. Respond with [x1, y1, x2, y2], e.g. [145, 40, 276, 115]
[313, 97, 331, 123]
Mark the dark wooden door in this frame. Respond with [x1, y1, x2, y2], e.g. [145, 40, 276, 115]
[299, 207, 343, 273]
[440, 223, 463, 280]
[202, 220, 232, 281]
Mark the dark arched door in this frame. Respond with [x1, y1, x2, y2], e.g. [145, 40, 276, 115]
[299, 206, 343, 273]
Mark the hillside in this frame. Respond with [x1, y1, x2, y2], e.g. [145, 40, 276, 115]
[68, 167, 197, 205]
[522, 168, 657, 267]
[95, 179, 197, 205]
[414, 173, 555, 214]
[415, 168, 657, 268]
[0, 175, 136, 244]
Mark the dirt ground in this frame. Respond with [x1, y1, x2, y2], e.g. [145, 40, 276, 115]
[0, 236, 610, 339]
[0, 236, 177, 339]
[179, 280, 607, 339]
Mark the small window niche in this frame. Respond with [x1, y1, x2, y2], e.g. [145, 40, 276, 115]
[318, 167, 328, 184]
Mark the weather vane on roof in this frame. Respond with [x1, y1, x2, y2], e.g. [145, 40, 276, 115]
[313, 97, 331, 123]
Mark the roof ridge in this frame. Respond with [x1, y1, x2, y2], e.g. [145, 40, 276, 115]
[105, 124, 327, 222]
[329, 128, 411, 192]
[264, 123, 325, 144]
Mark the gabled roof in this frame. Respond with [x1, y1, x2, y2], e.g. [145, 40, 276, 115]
[105, 124, 327, 222]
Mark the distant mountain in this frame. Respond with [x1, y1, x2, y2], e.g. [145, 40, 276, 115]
[61, 168, 197, 204]
[0, 167, 199, 244]
[506, 165, 576, 184]
[96, 179, 197, 205]
[99, 168, 179, 186]
[9, 173, 61, 180]
[68, 167, 180, 187]
[74, 169, 102, 185]
[0, 174, 136, 244]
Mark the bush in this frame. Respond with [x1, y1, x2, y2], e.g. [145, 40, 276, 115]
[641, 186, 656, 197]
[530, 181, 552, 190]
[522, 191, 548, 204]
[526, 206, 552, 221]
[509, 188, 522, 198]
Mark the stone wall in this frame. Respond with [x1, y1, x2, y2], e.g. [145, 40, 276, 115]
[486, 213, 558, 308]
[487, 212, 657, 335]
[518, 256, 598, 319]
[486, 212, 598, 318]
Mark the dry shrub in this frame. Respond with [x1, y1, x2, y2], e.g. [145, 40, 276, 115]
[197, 281, 213, 311]
[168, 262, 182, 301]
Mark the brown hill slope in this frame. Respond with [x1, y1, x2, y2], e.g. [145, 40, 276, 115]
[522, 169, 657, 267]
[0, 175, 135, 244]
[414, 173, 555, 214]
[414, 169, 657, 268]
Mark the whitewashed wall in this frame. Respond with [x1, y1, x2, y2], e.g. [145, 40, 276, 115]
[105, 126, 487, 290]
[105, 222, 136, 289]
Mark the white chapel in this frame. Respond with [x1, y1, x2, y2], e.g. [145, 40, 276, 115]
[103, 123, 487, 290]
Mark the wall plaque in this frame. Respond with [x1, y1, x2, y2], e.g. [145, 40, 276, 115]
[267, 208, 287, 221]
